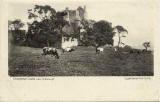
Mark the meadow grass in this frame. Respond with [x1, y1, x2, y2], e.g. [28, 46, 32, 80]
[8, 46, 153, 76]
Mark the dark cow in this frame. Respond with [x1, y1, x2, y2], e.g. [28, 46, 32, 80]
[42, 47, 59, 59]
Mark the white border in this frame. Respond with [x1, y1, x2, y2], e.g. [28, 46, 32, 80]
[0, 0, 160, 101]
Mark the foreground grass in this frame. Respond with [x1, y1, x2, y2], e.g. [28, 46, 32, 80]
[8, 46, 153, 76]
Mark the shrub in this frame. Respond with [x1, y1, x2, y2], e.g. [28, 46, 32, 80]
[123, 45, 133, 52]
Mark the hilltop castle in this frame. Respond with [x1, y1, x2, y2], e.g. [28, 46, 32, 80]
[61, 6, 87, 49]
[63, 6, 87, 26]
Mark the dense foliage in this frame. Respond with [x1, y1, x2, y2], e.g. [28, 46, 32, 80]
[81, 20, 114, 48]
[26, 5, 67, 48]
[8, 19, 25, 45]
[8, 5, 128, 49]
[143, 42, 150, 51]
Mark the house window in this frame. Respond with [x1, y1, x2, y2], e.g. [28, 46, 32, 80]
[71, 38, 74, 41]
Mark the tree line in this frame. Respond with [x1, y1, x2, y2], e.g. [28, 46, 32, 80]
[9, 4, 130, 50]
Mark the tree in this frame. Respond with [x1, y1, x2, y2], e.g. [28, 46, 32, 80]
[26, 19, 60, 47]
[27, 5, 57, 47]
[114, 25, 128, 48]
[8, 19, 25, 45]
[8, 20, 13, 30]
[26, 5, 65, 47]
[28, 5, 56, 21]
[10, 19, 24, 30]
[143, 42, 150, 51]
[84, 20, 114, 52]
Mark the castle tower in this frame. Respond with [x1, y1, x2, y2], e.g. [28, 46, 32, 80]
[65, 7, 70, 24]
[75, 10, 81, 27]
[83, 5, 87, 19]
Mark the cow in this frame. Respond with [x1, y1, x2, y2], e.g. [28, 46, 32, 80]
[96, 47, 104, 54]
[97, 47, 104, 52]
[42, 47, 59, 59]
[62, 47, 75, 53]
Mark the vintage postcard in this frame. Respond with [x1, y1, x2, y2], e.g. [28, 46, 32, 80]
[0, 0, 160, 101]
[7, 0, 155, 76]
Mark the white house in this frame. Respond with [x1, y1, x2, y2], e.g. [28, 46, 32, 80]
[113, 30, 128, 47]
[62, 37, 78, 49]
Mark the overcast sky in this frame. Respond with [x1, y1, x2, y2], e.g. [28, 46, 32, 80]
[8, 0, 158, 49]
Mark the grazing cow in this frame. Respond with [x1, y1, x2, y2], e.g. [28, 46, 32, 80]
[97, 47, 104, 52]
[96, 47, 104, 54]
[62, 47, 75, 53]
[42, 47, 59, 59]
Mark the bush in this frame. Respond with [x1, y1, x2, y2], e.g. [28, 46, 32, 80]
[123, 45, 133, 52]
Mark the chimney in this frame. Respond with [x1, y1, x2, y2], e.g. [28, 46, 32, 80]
[76, 10, 80, 19]
[83, 5, 87, 19]
[65, 7, 70, 24]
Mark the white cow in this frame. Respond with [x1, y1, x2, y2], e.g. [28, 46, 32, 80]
[96, 47, 104, 54]
[97, 47, 104, 52]
[62, 47, 75, 53]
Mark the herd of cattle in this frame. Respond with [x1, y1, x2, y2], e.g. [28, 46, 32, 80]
[42, 47, 105, 59]
[42, 47, 77, 59]
[42, 46, 151, 59]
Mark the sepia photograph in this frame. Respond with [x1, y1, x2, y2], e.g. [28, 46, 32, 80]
[1, 0, 160, 101]
[8, 0, 154, 76]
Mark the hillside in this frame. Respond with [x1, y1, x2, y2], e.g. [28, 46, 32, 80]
[9, 46, 153, 76]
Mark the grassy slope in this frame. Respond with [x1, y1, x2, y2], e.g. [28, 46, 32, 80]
[8, 46, 153, 76]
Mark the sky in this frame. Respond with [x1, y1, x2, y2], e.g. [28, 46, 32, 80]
[8, 0, 158, 49]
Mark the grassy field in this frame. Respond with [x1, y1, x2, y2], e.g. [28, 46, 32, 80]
[8, 46, 153, 76]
